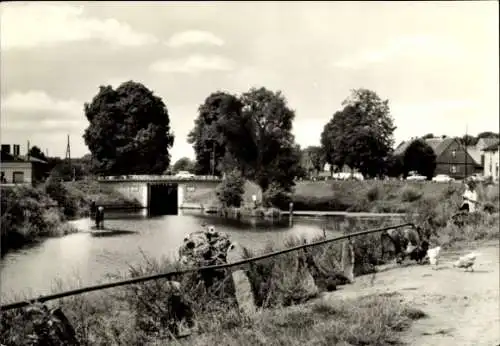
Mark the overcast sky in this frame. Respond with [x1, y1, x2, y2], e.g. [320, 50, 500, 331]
[1, 1, 498, 161]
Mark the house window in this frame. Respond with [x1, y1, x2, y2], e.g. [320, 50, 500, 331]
[450, 165, 457, 174]
[0, 171, 6, 183]
[451, 150, 456, 158]
[496, 163, 499, 178]
[13, 171, 24, 184]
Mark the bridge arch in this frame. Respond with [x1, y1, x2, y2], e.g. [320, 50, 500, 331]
[98, 175, 222, 215]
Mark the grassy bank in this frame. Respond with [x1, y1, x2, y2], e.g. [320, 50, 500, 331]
[291, 180, 475, 213]
[1, 181, 498, 345]
[0, 179, 140, 256]
[0, 235, 427, 346]
[3, 212, 497, 345]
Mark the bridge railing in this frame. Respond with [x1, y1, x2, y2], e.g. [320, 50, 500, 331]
[97, 175, 222, 182]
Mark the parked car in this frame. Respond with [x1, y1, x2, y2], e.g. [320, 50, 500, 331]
[332, 172, 364, 181]
[350, 173, 364, 181]
[432, 174, 454, 183]
[406, 173, 426, 181]
[175, 171, 195, 179]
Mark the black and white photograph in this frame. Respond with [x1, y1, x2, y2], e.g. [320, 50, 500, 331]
[1, 1, 499, 345]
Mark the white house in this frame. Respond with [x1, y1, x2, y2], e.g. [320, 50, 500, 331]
[1, 144, 47, 185]
[482, 140, 499, 182]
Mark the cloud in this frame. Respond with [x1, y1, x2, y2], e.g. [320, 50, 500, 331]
[293, 118, 325, 147]
[1, 91, 82, 115]
[0, 3, 158, 50]
[4, 119, 84, 132]
[166, 30, 224, 48]
[149, 55, 236, 74]
[332, 35, 462, 69]
[391, 99, 483, 145]
[1, 91, 87, 155]
[391, 99, 477, 116]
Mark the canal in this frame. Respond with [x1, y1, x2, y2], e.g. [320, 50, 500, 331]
[0, 210, 398, 302]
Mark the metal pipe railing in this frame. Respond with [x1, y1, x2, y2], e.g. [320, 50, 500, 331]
[0, 222, 415, 311]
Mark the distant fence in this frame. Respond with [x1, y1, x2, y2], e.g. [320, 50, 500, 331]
[300, 178, 462, 186]
[0, 222, 415, 311]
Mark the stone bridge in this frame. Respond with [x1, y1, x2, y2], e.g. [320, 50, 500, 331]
[97, 175, 222, 214]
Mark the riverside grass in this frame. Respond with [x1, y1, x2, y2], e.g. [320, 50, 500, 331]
[0, 240, 428, 346]
[1, 180, 498, 345]
[290, 179, 497, 213]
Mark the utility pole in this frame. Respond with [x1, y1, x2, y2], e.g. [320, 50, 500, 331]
[65, 134, 74, 181]
[27, 140, 30, 159]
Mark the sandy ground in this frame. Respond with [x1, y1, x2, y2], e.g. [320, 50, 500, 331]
[320, 240, 500, 346]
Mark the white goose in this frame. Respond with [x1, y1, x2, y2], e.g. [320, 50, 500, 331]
[453, 252, 479, 272]
[427, 246, 442, 270]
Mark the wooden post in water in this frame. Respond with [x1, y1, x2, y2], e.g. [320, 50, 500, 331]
[289, 202, 294, 227]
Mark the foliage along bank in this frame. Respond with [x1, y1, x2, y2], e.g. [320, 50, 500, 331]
[282, 179, 499, 213]
[213, 173, 499, 217]
[2, 178, 498, 345]
[0, 179, 140, 256]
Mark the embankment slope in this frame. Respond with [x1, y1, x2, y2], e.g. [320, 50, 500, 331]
[320, 240, 500, 346]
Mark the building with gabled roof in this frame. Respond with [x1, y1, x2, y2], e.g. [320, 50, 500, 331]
[1, 144, 48, 185]
[394, 137, 482, 179]
[476, 137, 499, 151]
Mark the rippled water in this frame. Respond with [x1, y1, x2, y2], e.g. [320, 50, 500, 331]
[0, 210, 394, 301]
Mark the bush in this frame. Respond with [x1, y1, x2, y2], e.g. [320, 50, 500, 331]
[441, 183, 460, 199]
[44, 178, 83, 218]
[65, 179, 142, 212]
[262, 183, 292, 209]
[0, 186, 68, 255]
[400, 186, 423, 202]
[0, 178, 137, 256]
[482, 184, 499, 204]
[366, 184, 382, 202]
[483, 202, 498, 214]
[216, 170, 245, 208]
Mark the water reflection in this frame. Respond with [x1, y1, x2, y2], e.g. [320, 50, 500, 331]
[0, 212, 396, 301]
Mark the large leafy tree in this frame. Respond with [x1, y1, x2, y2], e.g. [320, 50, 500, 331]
[477, 131, 499, 140]
[459, 134, 477, 146]
[321, 89, 396, 178]
[83, 81, 174, 175]
[27, 146, 47, 161]
[301, 146, 324, 174]
[385, 154, 404, 178]
[189, 87, 301, 192]
[402, 139, 437, 179]
[172, 157, 195, 173]
[218, 87, 300, 191]
[187, 92, 242, 175]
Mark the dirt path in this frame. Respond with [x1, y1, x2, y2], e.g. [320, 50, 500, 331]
[320, 240, 499, 346]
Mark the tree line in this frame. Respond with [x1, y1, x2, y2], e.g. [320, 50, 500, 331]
[22, 81, 497, 195]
